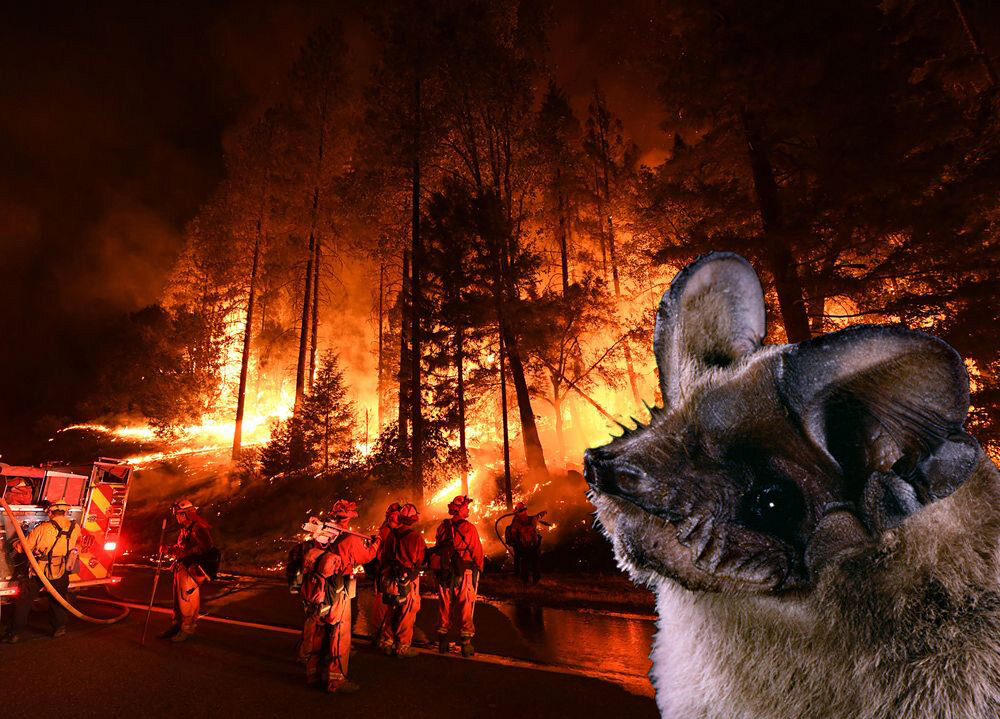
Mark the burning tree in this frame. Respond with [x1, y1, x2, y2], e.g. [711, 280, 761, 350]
[260, 350, 355, 476]
[520, 275, 620, 469]
[67, 0, 999, 516]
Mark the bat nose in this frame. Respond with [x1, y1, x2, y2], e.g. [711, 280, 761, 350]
[584, 448, 616, 492]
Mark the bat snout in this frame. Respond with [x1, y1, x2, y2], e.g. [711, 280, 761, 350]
[583, 448, 614, 491]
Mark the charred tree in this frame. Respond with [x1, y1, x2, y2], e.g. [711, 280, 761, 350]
[490, 216, 549, 479]
[294, 231, 316, 409]
[292, 32, 336, 411]
[501, 325, 547, 477]
[397, 249, 411, 456]
[309, 240, 321, 387]
[499, 332, 513, 510]
[588, 86, 641, 408]
[456, 325, 468, 496]
[741, 109, 811, 344]
[409, 73, 425, 505]
[951, 0, 997, 87]
[232, 231, 261, 461]
[551, 373, 565, 469]
[558, 168, 570, 295]
[377, 261, 385, 430]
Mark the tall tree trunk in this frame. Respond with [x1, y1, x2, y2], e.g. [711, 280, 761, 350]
[309, 241, 321, 387]
[607, 216, 641, 408]
[741, 109, 811, 344]
[409, 73, 424, 506]
[551, 376, 565, 470]
[377, 262, 385, 430]
[807, 291, 825, 335]
[593, 85, 641, 409]
[232, 232, 261, 460]
[499, 332, 513, 510]
[323, 412, 330, 470]
[492, 230, 549, 478]
[595, 184, 608, 276]
[501, 324, 548, 477]
[557, 169, 569, 295]
[294, 229, 316, 409]
[951, 0, 998, 87]
[397, 249, 410, 455]
[456, 326, 468, 495]
[296, 84, 328, 408]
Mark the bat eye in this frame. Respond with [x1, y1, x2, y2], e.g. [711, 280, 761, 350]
[740, 478, 804, 542]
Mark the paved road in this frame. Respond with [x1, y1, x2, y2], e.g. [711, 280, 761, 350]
[96, 566, 655, 683]
[1, 597, 658, 719]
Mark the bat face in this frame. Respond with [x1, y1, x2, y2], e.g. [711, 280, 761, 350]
[586, 252, 978, 596]
[587, 349, 828, 593]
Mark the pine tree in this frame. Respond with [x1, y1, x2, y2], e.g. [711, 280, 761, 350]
[301, 350, 356, 469]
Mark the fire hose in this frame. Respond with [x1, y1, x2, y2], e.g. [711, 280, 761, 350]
[494, 511, 552, 554]
[494, 512, 516, 553]
[0, 497, 129, 624]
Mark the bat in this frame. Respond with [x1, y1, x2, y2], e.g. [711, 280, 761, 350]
[585, 252, 999, 718]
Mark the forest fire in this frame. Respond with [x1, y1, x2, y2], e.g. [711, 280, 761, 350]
[3, 2, 1000, 716]
[2, 0, 997, 608]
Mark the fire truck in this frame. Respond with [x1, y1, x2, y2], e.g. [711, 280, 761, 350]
[0, 458, 133, 601]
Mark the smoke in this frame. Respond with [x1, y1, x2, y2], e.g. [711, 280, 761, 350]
[322, 253, 381, 441]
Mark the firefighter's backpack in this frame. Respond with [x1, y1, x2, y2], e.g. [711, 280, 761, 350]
[300, 542, 348, 616]
[44, 519, 79, 576]
[380, 560, 418, 605]
[430, 522, 471, 579]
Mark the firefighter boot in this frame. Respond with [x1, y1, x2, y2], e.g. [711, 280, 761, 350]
[460, 640, 475, 657]
[396, 645, 420, 659]
[331, 680, 361, 694]
[1, 632, 19, 644]
[158, 624, 180, 640]
[438, 636, 451, 654]
[52, 626, 67, 638]
[171, 629, 193, 642]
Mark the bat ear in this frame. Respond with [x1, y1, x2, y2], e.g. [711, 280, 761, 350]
[780, 324, 978, 527]
[654, 252, 766, 407]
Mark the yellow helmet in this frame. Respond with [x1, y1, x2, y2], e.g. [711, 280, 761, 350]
[171, 499, 197, 513]
[48, 498, 71, 512]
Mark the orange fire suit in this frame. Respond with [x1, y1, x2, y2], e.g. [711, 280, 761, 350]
[507, 512, 543, 583]
[169, 515, 213, 633]
[434, 518, 484, 643]
[303, 534, 377, 691]
[378, 526, 426, 652]
[371, 519, 397, 636]
[294, 542, 326, 664]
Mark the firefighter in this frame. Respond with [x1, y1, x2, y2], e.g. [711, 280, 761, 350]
[3, 498, 81, 643]
[288, 521, 335, 664]
[371, 501, 402, 640]
[159, 499, 215, 643]
[300, 499, 378, 693]
[377, 503, 425, 657]
[432, 495, 483, 657]
[505, 502, 545, 583]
